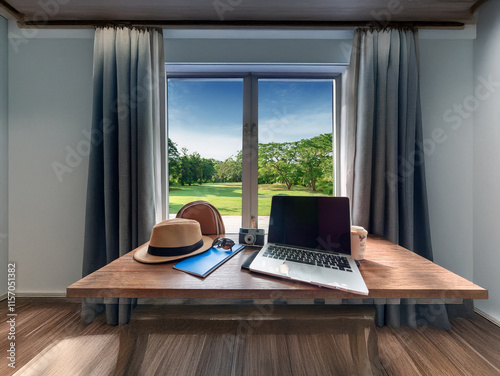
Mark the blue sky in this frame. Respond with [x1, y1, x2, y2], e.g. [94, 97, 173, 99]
[167, 78, 333, 161]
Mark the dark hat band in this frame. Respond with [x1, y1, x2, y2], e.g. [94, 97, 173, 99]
[148, 238, 204, 257]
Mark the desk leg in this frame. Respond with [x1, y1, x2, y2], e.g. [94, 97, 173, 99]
[375, 304, 385, 327]
[81, 298, 105, 325]
[349, 322, 382, 376]
[113, 325, 138, 376]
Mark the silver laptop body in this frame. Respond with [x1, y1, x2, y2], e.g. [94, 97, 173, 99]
[249, 196, 369, 296]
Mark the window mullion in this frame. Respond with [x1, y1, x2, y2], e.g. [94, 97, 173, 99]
[242, 75, 260, 229]
[250, 75, 259, 228]
[241, 75, 252, 228]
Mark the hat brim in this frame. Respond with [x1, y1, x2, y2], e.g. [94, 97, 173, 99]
[133, 235, 213, 264]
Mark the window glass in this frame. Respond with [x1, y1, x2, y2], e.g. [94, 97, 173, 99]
[167, 78, 243, 226]
[257, 79, 334, 231]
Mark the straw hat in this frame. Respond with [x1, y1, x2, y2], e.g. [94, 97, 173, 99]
[134, 218, 212, 264]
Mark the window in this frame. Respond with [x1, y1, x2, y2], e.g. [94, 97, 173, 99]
[166, 65, 343, 233]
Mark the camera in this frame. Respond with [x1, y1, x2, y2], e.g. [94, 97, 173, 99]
[239, 228, 265, 246]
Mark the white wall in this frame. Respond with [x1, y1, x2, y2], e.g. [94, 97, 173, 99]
[473, 0, 500, 323]
[164, 38, 352, 64]
[0, 16, 8, 296]
[419, 39, 474, 280]
[9, 36, 94, 294]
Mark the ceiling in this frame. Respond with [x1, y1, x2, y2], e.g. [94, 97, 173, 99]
[0, 0, 488, 28]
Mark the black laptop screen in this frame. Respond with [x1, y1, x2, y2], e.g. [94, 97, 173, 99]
[267, 196, 351, 255]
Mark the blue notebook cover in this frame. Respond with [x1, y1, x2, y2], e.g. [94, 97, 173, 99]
[173, 244, 245, 278]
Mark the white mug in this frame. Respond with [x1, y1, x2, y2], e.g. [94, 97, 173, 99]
[351, 226, 368, 260]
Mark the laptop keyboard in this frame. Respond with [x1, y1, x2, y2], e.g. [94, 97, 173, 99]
[263, 245, 353, 272]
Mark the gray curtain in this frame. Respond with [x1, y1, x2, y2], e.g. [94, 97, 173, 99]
[81, 26, 166, 325]
[345, 28, 453, 329]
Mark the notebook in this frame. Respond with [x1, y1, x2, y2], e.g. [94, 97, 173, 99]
[174, 244, 245, 278]
[249, 196, 368, 295]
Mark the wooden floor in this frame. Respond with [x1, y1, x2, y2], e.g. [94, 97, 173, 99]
[1, 298, 500, 376]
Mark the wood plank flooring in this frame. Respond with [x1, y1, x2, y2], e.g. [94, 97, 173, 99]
[1, 298, 500, 376]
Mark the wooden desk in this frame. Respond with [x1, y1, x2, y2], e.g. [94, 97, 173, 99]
[67, 235, 487, 301]
[67, 235, 487, 376]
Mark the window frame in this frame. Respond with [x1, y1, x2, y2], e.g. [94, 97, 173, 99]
[165, 64, 345, 228]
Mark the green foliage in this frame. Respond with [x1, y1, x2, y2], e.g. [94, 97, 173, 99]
[202, 158, 217, 183]
[295, 133, 333, 191]
[316, 180, 334, 196]
[258, 142, 299, 190]
[168, 138, 181, 185]
[214, 151, 242, 182]
[168, 134, 334, 192]
[168, 140, 218, 186]
[258, 133, 333, 191]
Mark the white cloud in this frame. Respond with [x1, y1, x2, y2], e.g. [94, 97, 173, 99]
[259, 111, 332, 144]
[169, 110, 332, 161]
[171, 127, 242, 161]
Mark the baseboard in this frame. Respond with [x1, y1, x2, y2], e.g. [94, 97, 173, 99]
[1, 293, 67, 300]
[15, 292, 68, 298]
[474, 307, 500, 328]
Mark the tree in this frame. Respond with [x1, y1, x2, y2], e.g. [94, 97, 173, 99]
[201, 158, 216, 183]
[215, 153, 242, 182]
[168, 138, 181, 185]
[169, 133, 333, 190]
[296, 133, 333, 191]
[178, 148, 194, 186]
[169, 143, 217, 185]
[258, 142, 299, 190]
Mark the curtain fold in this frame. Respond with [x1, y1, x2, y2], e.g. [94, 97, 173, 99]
[346, 28, 432, 259]
[345, 28, 453, 329]
[81, 27, 165, 325]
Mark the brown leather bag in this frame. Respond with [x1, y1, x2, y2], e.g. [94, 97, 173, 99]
[176, 200, 225, 235]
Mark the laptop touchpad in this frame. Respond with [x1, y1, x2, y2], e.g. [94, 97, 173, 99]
[287, 263, 311, 282]
[279, 263, 290, 276]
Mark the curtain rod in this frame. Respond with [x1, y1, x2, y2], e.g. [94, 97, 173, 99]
[0, 1, 467, 30]
[18, 19, 466, 30]
[0, 0, 21, 18]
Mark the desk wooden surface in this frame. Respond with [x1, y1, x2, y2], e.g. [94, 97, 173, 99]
[67, 235, 488, 301]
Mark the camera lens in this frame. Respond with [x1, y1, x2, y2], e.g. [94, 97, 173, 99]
[244, 234, 255, 245]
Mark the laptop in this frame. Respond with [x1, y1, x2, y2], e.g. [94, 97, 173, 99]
[249, 196, 369, 296]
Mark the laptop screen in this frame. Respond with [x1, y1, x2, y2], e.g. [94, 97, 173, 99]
[267, 196, 351, 255]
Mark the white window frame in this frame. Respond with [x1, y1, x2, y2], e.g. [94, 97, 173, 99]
[165, 64, 345, 228]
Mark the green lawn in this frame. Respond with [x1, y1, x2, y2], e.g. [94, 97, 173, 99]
[169, 182, 329, 216]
